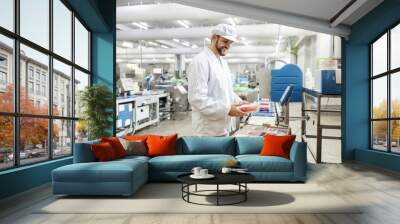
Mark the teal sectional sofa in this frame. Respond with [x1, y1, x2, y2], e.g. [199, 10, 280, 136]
[52, 136, 307, 196]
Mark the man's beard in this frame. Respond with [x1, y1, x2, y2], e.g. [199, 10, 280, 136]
[216, 46, 227, 56]
[215, 37, 228, 56]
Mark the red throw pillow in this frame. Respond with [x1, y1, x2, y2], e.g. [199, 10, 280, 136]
[101, 137, 127, 158]
[91, 142, 117, 162]
[146, 134, 178, 157]
[259, 135, 296, 159]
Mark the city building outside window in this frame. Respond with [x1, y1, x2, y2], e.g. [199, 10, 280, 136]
[28, 67, 34, 80]
[0, 71, 7, 86]
[28, 81, 34, 94]
[36, 83, 40, 95]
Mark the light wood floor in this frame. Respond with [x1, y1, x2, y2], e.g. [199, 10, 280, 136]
[1, 162, 400, 224]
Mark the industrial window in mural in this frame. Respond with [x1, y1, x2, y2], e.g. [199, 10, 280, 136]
[370, 23, 400, 153]
[0, 0, 91, 171]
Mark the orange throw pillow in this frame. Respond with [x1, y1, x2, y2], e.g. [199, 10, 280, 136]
[259, 135, 296, 159]
[91, 142, 117, 162]
[101, 137, 127, 158]
[146, 134, 178, 157]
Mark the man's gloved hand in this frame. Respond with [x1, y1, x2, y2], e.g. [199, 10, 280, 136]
[228, 104, 248, 117]
[237, 100, 251, 106]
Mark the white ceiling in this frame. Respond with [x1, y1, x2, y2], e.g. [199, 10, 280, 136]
[116, 0, 383, 64]
[222, 0, 351, 22]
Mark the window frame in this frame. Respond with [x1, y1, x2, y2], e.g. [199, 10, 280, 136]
[370, 20, 400, 154]
[0, 0, 92, 171]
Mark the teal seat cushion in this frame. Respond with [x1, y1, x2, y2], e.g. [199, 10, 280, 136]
[235, 137, 263, 155]
[149, 154, 235, 172]
[236, 155, 293, 172]
[179, 136, 236, 155]
[53, 159, 147, 183]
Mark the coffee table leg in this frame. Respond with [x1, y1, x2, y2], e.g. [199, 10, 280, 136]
[187, 184, 190, 202]
[217, 184, 219, 206]
[245, 183, 247, 201]
[195, 184, 197, 192]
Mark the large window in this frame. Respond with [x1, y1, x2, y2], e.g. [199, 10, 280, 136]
[0, 0, 91, 170]
[371, 23, 400, 154]
[0, 0, 14, 32]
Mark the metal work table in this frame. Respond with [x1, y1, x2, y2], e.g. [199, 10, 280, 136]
[301, 88, 341, 163]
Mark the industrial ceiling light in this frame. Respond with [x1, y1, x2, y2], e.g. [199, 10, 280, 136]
[122, 41, 134, 48]
[181, 41, 191, 47]
[147, 41, 159, 46]
[132, 22, 148, 30]
[227, 17, 236, 26]
[161, 45, 169, 49]
[191, 44, 199, 48]
[177, 20, 190, 28]
[172, 38, 180, 43]
[138, 22, 149, 28]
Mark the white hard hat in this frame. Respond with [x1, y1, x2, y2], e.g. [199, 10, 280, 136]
[211, 24, 238, 42]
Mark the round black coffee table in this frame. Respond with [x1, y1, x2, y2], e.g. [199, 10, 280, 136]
[177, 173, 255, 206]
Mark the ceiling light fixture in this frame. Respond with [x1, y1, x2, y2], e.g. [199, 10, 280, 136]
[191, 44, 198, 48]
[181, 41, 191, 47]
[172, 38, 180, 43]
[132, 22, 148, 30]
[177, 20, 190, 28]
[122, 41, 134, 48]
[147, 41, 159, 46]
[228, 17, 236, 26]
[138, 22, 149, 28]
[161, 45, 169, 49]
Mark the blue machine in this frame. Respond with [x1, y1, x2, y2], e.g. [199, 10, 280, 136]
[117, 103, 134, 129]
[317, 70, 341, 94]
[271, 64, 303, 102]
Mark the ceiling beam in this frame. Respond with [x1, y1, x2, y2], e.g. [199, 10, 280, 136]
[330, 0, 368, 27]
[174, 0, 351, 37]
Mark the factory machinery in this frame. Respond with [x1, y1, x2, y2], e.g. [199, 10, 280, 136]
[116, 69, 189, 136]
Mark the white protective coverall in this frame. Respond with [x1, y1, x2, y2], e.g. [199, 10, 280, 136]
[188, 47, 242, 136]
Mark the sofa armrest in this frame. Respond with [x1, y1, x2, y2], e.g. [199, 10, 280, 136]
[73, 140, 100, 163]
[289, 142, 307, 181]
